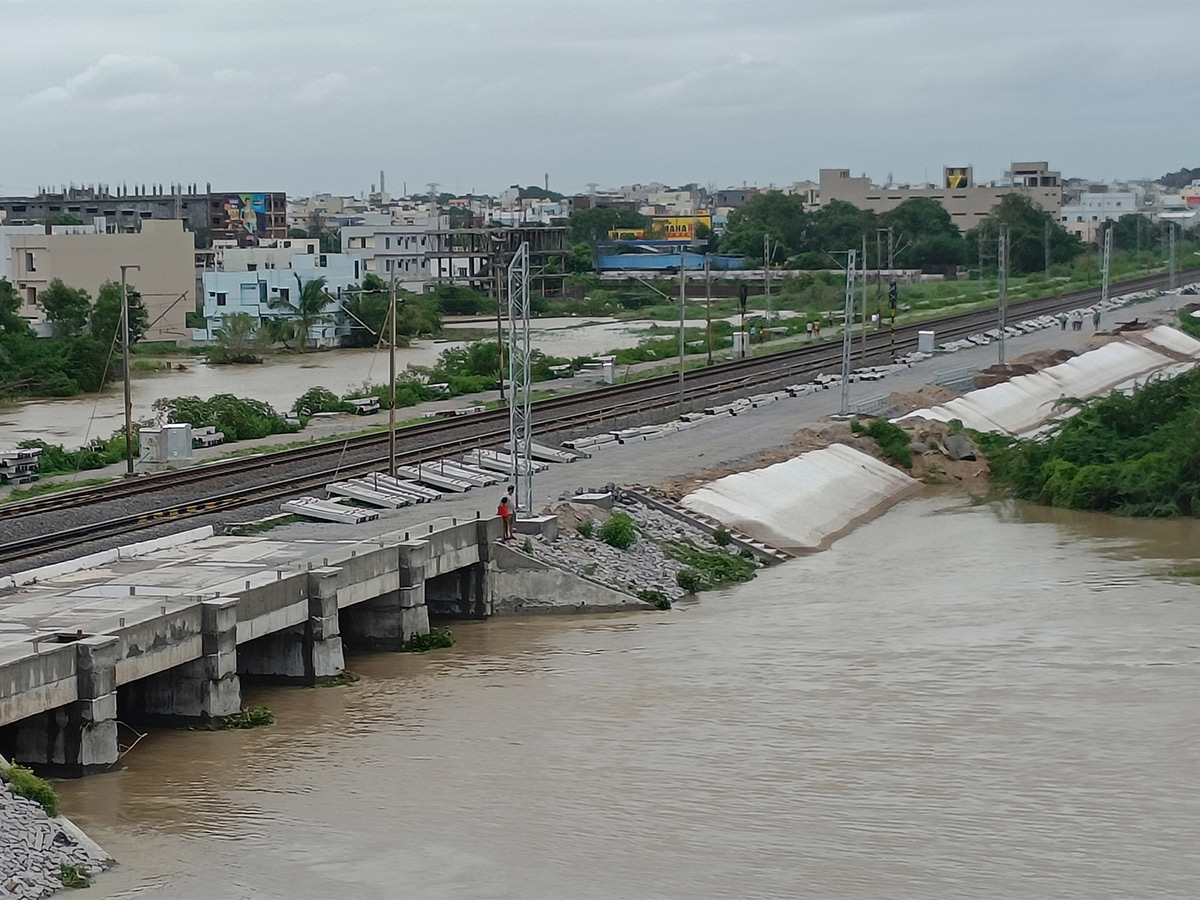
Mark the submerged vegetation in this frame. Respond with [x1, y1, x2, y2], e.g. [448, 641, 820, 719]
[979, 367, 1200, 517]
[404, 627, 455, 652]
[665, 542, 757, 590]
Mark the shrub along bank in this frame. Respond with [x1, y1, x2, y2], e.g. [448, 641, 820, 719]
[978, 366, 1200, 517]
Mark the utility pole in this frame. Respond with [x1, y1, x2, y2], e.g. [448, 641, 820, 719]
[997, 228, 1008, 367]
[678, 255, 687, 408]
[978, 224, 985, 283]
[493, 245, 506, 402]
[887, 226, 894, 271]
[1168, 222, 1177, 291]
[1100, 224, 1112, 308]
[119, 264, 140, 476]
[1044, 219, 1051, 276]
[840, 249, 856, 415]
[704, 253, 713, 366]
[763, 234, 771, 326]
[388, 272, 397, 478]
[875, 228, 883, 326]
[860, 233, 868, 361]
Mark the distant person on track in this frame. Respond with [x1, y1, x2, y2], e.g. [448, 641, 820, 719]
[813, 320, 821, 338]
[1057, 312, 1069, 330]
[1072, 311, 1084, 331]
[1093, 309, 1102, 330]
[498, 495, 514, 540]
[806, 321, 814, 340]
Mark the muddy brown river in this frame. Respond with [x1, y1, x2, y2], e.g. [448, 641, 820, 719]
[55, 496, 1200, 899]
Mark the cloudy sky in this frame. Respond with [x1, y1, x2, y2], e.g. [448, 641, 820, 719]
[2, 0, 1197, 198]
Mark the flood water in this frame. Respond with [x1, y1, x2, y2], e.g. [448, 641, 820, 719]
[0, 319, 650, 449]
[55, 496, 1200, 899]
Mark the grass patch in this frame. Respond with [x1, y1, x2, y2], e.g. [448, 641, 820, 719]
[599, 511, 637, 550]
[2, 763, 59, 816]
[404, 627, 455, 652]
[637, 588, 672, 609]
[852, 417, 913, 468]
[59, 864, 90, 889]
[665, 542, 757, 590]
[230, 514, 303, 536]
[576, 520, 594, 538]
[191, 705, 275, 730]
[3, 477, 115, 503]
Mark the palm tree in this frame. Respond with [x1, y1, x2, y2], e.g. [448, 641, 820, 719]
[268, 275, 329, 352]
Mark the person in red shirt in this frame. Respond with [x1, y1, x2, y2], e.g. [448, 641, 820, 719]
[497, 495, 514, 540]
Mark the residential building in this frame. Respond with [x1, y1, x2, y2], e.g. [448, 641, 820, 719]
[714, 188, 759, 209]
[342, 212, 447, 292]
[426, 226, 568, 299]
[1059, 188, 1144, 243]
[212, 238, 321, 272]
[0, 185, 286, 243]
[817, 162, 1063, 231]
[0, 225, 46, 282]
[200, 253, 363, 347]
[7, 219, 195, 343]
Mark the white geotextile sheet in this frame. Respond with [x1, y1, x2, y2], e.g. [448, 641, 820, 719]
[1138, 324, 1200, 358]
[681, 443, 917, 553]
[898, 336, 1186, 436]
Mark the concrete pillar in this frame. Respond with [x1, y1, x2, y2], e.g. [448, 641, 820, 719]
[13, 636, 119, 777]
[238, 571, 345, 684]
[341, 543, 429, 650]
[127, 598, 242, 723]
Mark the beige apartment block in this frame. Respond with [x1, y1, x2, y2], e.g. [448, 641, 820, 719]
[818, 163, 1063, 232]
[9, 220, 194, 343]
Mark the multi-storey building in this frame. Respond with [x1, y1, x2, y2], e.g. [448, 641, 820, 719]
[0, 185, 286, 243]
[818, 162, 1063, 231]
[7, 219, 195, 343]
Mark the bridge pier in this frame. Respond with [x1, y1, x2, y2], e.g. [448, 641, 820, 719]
[11, 636, 120, 778]
[341, 544, 429, 650]
[122, 599, 242, 722]
[239, 572, 345, 683]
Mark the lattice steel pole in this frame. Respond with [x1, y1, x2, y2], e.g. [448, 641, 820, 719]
[1100, 225, 1112, 307]
[507, 242, 532, 516]
[997, 227, 1008, 367]
[840, 249, 856, 415]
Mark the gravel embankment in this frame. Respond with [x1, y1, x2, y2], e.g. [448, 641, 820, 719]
[0, 784, 111, 898]
[523, 493, 760, 602]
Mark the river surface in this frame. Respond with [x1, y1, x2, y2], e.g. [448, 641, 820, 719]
[0, 319, 651, 449]
[55, 496, 1200, 899]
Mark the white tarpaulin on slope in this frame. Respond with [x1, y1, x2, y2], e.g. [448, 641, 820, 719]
[898, 326, 1200, 436]
[680, 443, 918, 554]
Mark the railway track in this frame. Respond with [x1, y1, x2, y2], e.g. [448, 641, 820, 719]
[0, 267, 1193, 568]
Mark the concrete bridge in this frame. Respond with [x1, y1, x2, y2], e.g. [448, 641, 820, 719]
[0, 513, 589, 777]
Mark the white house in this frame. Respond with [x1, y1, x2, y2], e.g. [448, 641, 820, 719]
[199, 252, 363, 347]
[1059, 190, 1143, 243]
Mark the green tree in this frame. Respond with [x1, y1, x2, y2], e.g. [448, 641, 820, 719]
[341, 274, 391, 348]
[721, 192, 811, 260]
[210, 313, 263, 364]
[89, 280, 148, 348]
[967, 194, 1082, 274]
[565, 243, 594, 274]
[269, 275, 330, 352]
[39, 279, 91, 338]
[568, 207, 647, 251]
[882, 197, 967, 267]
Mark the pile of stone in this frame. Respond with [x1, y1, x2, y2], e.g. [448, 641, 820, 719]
[524, 493, 748, 601]
[0, 783, 111, 898]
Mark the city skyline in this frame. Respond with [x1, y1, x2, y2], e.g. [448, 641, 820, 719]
[2, 0, 1198, 198]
